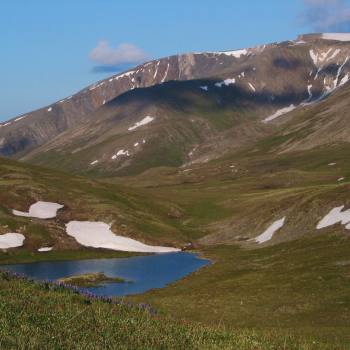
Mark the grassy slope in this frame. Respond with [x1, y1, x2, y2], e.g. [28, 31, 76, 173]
[111, 140, 350, 245]
[0, 157, 193, 264]
[129, 236, 350, 347]
[0, 271, 342, 350]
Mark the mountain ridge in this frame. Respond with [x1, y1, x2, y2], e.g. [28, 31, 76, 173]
[1, 33, 350, 176]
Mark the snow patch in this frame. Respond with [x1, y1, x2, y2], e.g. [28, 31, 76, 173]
[301, 85, 314, 106]
[128, 116, 155, 131]
[65, 221, 180, 253]
[38, 247, 53, 252]
[254, 218, 285, 244]
[307, 84, 313, 100]
[248, 83, 256, 92]
[215, 78, 236, 88]
[118, 71, 135, 79]
[153, 61, 160, 79]
[314, 67, 322, 80]
[328, 49, 341, 61]
[90, 160, 99, 165]
[263, 104, 296, 123]
[310, 50, 318, 65]
[310, 48, 333, 66]
[15, 115, 27, 122]
[114, 70, 135, 81]
[161, 62, 170, 83]
[0, 233, 25, 249]
[317, 206, 350, 229]
[334, 57, 349, 87]
[47, 107, 52, 112]
[0, 122, 12, 127]
[217, 49, 248, 58]
[112, 150, 130, 159]
[13, 201, 64, 219]
[338, 177, 345, 182]
[200, 85, 208, 91]
[340, 73, 350, 86]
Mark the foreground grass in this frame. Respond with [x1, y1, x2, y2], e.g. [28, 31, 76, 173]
[0, 271, 343, 350]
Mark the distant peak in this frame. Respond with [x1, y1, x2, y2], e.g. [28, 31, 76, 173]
[321, 33, 350, 42]
[297, 33, 350, 42]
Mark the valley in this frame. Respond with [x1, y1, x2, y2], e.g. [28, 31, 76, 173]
[1, 33, 350, 348]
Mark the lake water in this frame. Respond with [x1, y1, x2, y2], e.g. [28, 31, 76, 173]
[2, 252, 209, 297]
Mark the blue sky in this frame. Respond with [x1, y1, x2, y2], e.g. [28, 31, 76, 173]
[0, 0, 346, 120]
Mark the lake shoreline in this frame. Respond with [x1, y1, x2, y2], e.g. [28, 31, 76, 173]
[0, 249, 146, 265]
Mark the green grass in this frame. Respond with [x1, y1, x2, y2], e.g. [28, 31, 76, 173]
[0, 271, 344, 349]
[115, 138, 185, 177]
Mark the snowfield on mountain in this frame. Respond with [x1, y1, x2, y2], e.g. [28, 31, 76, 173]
[65, 221, 181, 253]
[317, 205, 350, 229]
[12, 201, 64, 219]
[254, 218, 286, 243]
[0, 233, 25, 249]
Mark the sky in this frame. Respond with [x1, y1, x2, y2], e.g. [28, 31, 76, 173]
[0, 0, 349, 121]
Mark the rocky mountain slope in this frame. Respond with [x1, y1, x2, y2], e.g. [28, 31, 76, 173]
[1, 33, 350, 176]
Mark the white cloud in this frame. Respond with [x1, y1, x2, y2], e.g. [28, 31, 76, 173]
[302, 0, 350, 31]
[89, 41, 148, 65]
